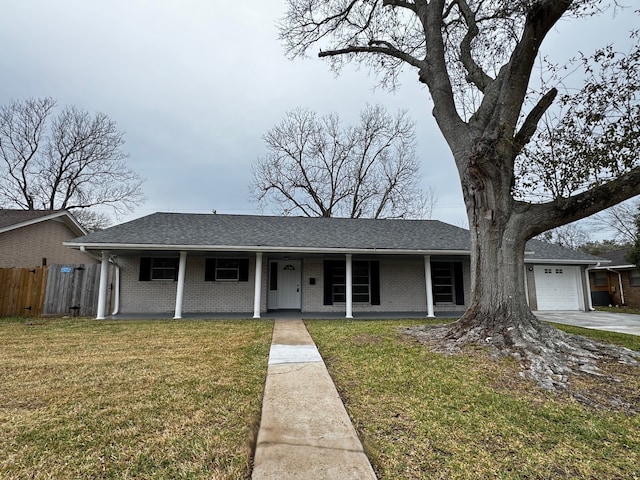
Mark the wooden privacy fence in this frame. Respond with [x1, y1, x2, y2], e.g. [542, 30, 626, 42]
[0, 267, 48, 317]
[0, 264, 114, 318]
[43, 264, 113, 317]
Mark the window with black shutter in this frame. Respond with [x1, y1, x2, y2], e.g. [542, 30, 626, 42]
[323, 260, 380, 305]
[139, 257, 179, 281]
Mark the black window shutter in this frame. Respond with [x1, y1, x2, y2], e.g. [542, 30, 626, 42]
[139, 257, 151, 281]
[270, 262, 278, 290]
[239, 259, 250, 282]
[204, 259, 216, 281]
[370, 261, 380, 305]
[454, 262, 465, 305]
[323, 260, 334, 305]
[172, 258, 180, 281]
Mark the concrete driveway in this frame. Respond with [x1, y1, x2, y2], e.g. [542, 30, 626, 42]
[534, 311, 640, 336]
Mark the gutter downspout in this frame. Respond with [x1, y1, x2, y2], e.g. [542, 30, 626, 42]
[584, 262, 599, 311]
[112, 266, 120, 316]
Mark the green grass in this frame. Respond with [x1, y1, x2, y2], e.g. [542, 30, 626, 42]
[0, 317, 273, 480]
[553, 322, 640, 351]
[3, 316, 639, 479]
[596, 306, 640, 315]
[306, 319, 640, 480]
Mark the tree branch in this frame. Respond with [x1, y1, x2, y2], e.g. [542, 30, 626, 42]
[319, 41, 425, 71]
[521, 166, 640, 238]
[455, 0, 494, 92]
[489, 1, 572, 131]
[513, 88, 558, 155]
[382, 0, 416, 12]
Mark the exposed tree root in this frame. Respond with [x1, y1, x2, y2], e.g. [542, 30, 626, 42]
[404, 312, 639, 410]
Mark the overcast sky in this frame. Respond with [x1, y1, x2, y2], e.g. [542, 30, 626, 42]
[0, 1, 636, 228]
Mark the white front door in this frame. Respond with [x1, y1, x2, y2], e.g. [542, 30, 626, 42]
[277, 260, 301, 309]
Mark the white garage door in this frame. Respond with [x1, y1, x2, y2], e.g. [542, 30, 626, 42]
[533, 265, 582, 310]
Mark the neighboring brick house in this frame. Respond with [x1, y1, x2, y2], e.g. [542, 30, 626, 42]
[64, 213, 602, 319]
[589, 249, 640, 308]
[0, 210, 92, 267]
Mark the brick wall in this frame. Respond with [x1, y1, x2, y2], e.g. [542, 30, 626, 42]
[620, 269, 640, 308]
[117, 253, 471, 316]
[119, 255, 267, 314]
[0, 219, 93, 267]
[302, 256, 470, 315]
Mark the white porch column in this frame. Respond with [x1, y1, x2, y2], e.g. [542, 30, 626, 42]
[345, 254, 353, 319]
[173, 251, 187, 319]
[96, 250, 110, 320]
[253, 252, 263, 319]
[424, 255, 435, 318]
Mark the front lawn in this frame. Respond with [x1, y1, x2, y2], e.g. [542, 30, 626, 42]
[596, 306, 640, 315]
[306, 319, 640, 480]
[0, 317, 272, 480]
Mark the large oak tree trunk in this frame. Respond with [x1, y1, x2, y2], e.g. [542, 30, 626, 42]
[445, 160, 549, 355]
[421, 147, 640, 392]
[450, 209, 541, 342]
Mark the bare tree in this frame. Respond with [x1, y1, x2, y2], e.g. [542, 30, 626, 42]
[280, 1, 640, 390]
[251, 105, 435, 219]
[0, 97, 144, 224]
[588, 199, 639, 245]
[628, 204, 640, 266]
[536, 222, 590, 250]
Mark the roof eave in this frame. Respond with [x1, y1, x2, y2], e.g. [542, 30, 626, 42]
[524, 258, 602, 265]
[64, 242, 471, 256]
[591, 263, 635, 270]
[1, 210, 87, 236]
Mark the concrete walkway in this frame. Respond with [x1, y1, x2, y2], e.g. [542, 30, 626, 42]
[535, 311, 640, 336]
[252, 319, 377, 480]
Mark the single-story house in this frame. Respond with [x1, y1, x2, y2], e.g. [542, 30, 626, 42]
[64, 213, 603, 319]
[0, 209, 91, 267]
[589, 249, 640, 308]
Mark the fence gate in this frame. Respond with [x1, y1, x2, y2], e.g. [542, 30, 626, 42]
[0, 267, 48, 317]
[43, 264, 113, 317]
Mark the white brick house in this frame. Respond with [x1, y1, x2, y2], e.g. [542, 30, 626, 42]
[64, 213, 602, 319]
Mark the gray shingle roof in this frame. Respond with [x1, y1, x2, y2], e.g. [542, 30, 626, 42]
[67, 213, 471, 251]
[524, 239, 604, 263]
[0, 209, 61, 229]
[0, 209, 86, 236]
[593, 249, 634, 267]
[66, 212, 602, 263]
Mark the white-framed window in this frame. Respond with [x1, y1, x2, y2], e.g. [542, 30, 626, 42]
[630, 269, 640, 287]
[352, 261, 371, 303]
[215, 259, 241, 280]
[328, 261, 370, 303]
[204, 258, 249, 282]
[139, 257, 178, 281]
[323, 260, 380, 305]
